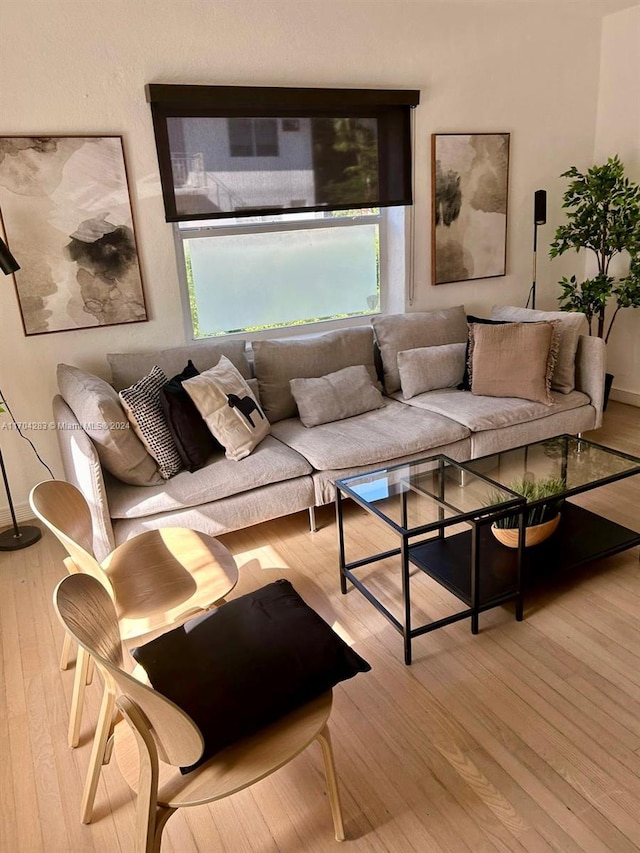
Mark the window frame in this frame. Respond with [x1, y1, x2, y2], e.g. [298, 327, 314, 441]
[174, 207, 394, 342]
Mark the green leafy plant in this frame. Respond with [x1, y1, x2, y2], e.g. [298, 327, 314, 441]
[549, 155, 640, 342]
[486, 476, 566, 530]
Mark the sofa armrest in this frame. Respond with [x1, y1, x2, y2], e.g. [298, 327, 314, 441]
[53, 394, 116, 560]
[574, 335, 606, 430]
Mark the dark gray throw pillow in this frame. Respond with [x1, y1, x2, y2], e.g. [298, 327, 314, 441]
[160, 360, 220, 472]
[132, 579, 371, 773]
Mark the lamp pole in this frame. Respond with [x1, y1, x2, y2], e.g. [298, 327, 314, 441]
[0, 234, 43, 550]
[527, 189, 547, 309]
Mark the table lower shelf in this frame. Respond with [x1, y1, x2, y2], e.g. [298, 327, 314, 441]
[409, 502, 640, 608]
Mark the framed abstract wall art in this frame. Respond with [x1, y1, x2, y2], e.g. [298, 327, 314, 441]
[0, 135, 148, 335]
[431, 132, 510, 285]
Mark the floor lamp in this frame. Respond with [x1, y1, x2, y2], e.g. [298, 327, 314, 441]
[0, 235, 43, 551]
[527, 189, 547, 309]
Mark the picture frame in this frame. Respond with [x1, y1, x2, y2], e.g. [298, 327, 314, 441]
[431, 132, 510, 285]
[0, 135, 148, 335]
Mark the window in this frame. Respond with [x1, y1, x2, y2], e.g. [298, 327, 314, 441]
[228, 118, 279, 157]
[147, 85, 416, 338]
[146, 84, 419, 221]
[177, 208, 390, 339]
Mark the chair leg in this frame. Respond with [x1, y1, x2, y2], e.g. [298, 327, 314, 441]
[316, 725, 345, 841]
[68, 646, 90, 748]
[80, 679, 117, 824]
[59, 633, 73, 671]
[118, 696, 170, 853]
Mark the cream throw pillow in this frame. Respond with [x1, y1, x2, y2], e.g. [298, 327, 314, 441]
[469, 321, 559, 405]
[397, 343, 466, 399]
[183, 356, 270, 461]
[290, 365, 385, 427]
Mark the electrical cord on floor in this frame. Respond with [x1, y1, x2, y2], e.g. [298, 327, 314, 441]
[0, 386, 55, 479]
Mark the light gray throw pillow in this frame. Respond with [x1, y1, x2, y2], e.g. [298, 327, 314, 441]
[252, 327, 378, 423]
[397, 342, 466, 399]
[371, 306, 468, 393]
[290, 365, 385, 427]
[57, 364, 162, 486]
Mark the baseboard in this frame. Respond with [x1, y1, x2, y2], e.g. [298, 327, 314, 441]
[609, 388, 640, 408]
[0, 501, 35, 528]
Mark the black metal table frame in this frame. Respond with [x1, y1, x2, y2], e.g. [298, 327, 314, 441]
[336, 436, 640, 665]
[336, 455, 528, 665]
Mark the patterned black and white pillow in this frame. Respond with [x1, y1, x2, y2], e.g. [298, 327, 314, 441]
[119, 365, 183, 479]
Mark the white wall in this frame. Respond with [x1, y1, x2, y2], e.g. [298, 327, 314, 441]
[0, 0, 628, 520]
[594, 5, 640, 404]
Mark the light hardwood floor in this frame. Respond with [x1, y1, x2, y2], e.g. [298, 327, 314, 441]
[1, 402, 639, 852]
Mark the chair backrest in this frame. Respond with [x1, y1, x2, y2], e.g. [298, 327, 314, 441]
[30, 481, 112, 591]
[54, 573, 204, 768]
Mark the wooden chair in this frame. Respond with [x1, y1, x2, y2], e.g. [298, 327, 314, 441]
[29, 479, 238, 824]
[54, 573, 345, 852]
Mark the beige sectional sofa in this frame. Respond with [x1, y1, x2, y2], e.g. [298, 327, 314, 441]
[53, 305, 606, 560]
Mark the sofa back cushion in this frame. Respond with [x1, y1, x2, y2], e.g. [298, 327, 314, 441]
[107, 341, 250, 391]
[57, 364, 163, 486]
[490, 305, 588, 393]
[372, 306, 468, 393]
[252, 327, 377, 423]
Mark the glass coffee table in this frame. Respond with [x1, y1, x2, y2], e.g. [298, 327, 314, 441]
[335, 435, 640, 664]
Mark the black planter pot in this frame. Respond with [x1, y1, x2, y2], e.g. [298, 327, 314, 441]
[603, 372, 614, 412]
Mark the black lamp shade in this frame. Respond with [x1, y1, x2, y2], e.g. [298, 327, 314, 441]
[0, 237, 20, 275]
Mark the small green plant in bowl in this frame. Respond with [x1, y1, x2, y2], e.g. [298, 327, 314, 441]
[486, 476, 566, 547]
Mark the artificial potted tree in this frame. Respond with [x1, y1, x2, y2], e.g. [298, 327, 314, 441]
[549, 155, 640, 405]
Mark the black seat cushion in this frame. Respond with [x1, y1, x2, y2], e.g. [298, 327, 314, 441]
[132, 579, 371, 772]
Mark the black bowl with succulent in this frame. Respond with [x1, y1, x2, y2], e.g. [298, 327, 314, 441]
[486, 476, 565, 548]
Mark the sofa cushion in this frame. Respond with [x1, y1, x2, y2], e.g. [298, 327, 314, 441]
[184, 356, 270, 462]
[160, 361, 220, 472]
[371, 305, 468, 393]
[398, 342, 466, 399]
[270, 398, 469, 471]
[290, 365, 385, 427]
[57, 364, 162, 487]
[490, 305, 588, 393]
[132, 579, 370, 772]
[469, 321, 559, 405]
[106, 435, 312, 519]
[108, 340, 250, 391]
[392, 387, 589, 432]
[111, 476, 315, 542]
[252, 326, 378, 423]
[119, 365, 184, 479]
